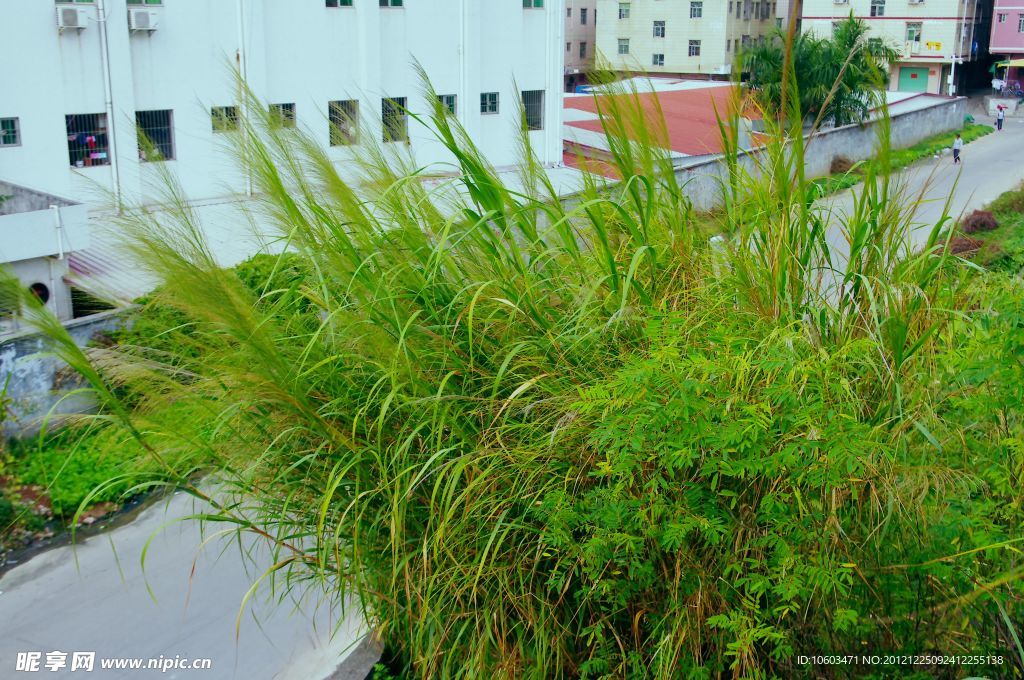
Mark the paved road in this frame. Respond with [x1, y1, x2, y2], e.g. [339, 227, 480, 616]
[0, 492, 369, 679]
[822, 116, 1024, 260]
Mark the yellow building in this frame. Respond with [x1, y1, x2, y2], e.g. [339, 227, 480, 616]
[596, 0, 780, 76]
[800, 0, 982, 95]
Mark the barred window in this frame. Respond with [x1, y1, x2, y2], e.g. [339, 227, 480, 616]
[618, 3, 630, 19]
[329, 99, 358, 146]
[211, 105, 239, 133]
[870, 0, 884, 17]
[690, 2, 702, 18]
[522, 0, 543, 7]
[579, 41, 587, 58]
[0, 117, 19, 147]
[325, 0, 353, 6]
[382, 96, 408, 143]
[136, 109, 174, 161]
[480, 92, 499, 114]
[618, 38, 630, 54]
[688, 40, 701, 56]
[437, 94, 457, 115]
[580, 8, 587, 24]
[653, 20, 665, 37]
[66, 113, 110, 167]
[270, 103, 296, 128]
[521, 90, 544, 131]
[380, 0, 403, 6]
[652, 53, 665, 66]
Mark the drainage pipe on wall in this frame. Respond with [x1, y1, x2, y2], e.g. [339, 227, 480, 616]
[96, 0, 123, 209]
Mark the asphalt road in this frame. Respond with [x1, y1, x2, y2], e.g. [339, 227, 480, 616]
[822, 115, 1024, 261]
[0, 491, 369, 679]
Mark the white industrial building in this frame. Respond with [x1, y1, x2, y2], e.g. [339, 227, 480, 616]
[0, 0, 567, 315]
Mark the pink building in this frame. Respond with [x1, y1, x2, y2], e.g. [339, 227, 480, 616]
[992, 1, 1024, 84]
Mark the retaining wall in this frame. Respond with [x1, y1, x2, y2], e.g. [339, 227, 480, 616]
[1, 309, 127, 436]
[674, 97, 967, 211]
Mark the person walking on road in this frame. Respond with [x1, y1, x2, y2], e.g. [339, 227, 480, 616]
[996, 105, 1006, 131]
[952, 133, 963, 164]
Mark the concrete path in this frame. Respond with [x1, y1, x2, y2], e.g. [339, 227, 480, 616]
[822, 115, 1024, 259]
[0, 492, 370, 679]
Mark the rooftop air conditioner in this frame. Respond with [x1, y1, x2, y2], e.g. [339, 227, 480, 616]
[128, 8, 160, 31]
[909, 0, 924, 4]
[56, 6, 88, 30]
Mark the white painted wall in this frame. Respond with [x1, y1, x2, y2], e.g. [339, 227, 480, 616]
[0, 0, 566, 210]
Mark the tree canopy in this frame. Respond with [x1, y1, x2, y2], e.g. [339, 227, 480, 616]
[744, 16, 900, 126]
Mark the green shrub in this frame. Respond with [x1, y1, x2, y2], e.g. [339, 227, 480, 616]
[9, 72, 1022, 678]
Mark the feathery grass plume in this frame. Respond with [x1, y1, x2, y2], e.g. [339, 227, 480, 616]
[9, 51, 1024, 678]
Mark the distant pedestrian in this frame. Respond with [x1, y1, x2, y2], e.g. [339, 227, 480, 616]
[952, 133, 963, 164]
[997, 105, 1006, 131]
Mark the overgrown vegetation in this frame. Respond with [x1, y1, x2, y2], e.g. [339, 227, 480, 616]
[2, 57, 1023, 679]
[744, 15, 899, 126]
[958, 182, 1024, 272]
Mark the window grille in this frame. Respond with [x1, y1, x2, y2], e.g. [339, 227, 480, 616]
[480, 92, 499, 114]
[211, 106, 239, 133]
[382, 97, 408, 143]
[329, 99, 358, 146]
[521, 90, 544, 131]
[437, 94, 457, 115]
[66, 113, 110, 167]
[0, 118, 19, 147]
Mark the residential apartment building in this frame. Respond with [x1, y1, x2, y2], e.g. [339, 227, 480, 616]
[801, 0, 985, 95]
[0, 0, 566, 315]
[0, 0, 566, 213]
[566, 0, 597, 90]
[992, 0, 1024, 55]
[595, 0, 779, 77]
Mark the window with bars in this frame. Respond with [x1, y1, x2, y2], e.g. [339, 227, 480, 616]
[211, 106, 239, 133]
[379, 0, 402, 6]
[618, 38, 630, 54]
[329, 99, 358, 146]
[127, 0, 162, 4]
[437, 94, 457, 115]
[381, 97, 408, 143]
[579, 41, 587, 58]
[652, 53, 664, 66]
[0, 118, 19, 147]
[326, 0, 353, 6]
[480, 92, 499, 114]
[653, 20, 665, 37]
[870, 0, 884, 17]
[522, 0, 543, 7]
[618, 3, 630, 19]
[136, 110, 174, 161]
[690, 2, 702, 18]
[580, 7, 587, 23]
[688, 40, 701, 56]
[270, 103, 296, 128]
[521, 90, 544, 131]
[66, 113, 110, 167]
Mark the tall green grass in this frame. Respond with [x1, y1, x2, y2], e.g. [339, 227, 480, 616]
[3, 60, 1022, 678]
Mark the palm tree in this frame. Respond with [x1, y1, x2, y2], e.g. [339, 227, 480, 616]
[744, 15, 899, 126]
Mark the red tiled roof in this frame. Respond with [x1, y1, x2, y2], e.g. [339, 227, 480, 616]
[564, 86, 757, 157]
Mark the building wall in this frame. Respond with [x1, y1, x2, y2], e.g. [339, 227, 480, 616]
[801, 0, 981, 95]
[991, 1, 1024, 55]
[596, 0, 778, 76]
[566, 0, 598, 78]
[667, 96, 966, 212]
[0, 0, 566, 210]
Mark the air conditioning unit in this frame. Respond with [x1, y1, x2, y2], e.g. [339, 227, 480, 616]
[833, 0, 848, 5]
[56, 6, 88, 30]
[128, 8, 160, 31]
[909, 0, 924, 4]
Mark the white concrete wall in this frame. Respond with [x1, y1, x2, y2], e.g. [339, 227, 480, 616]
[0, 0, 566, 210]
